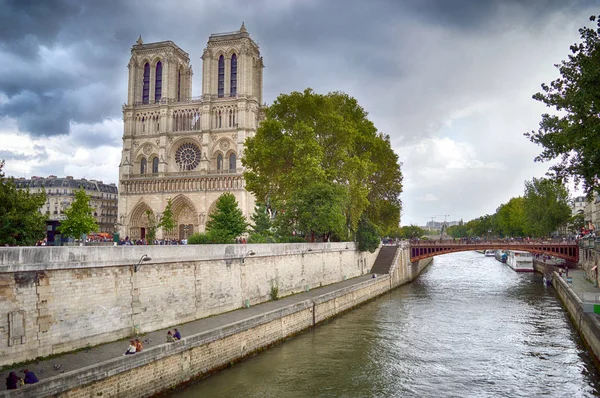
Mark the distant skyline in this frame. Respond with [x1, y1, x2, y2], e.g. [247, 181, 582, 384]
[0, 0, 595, 225]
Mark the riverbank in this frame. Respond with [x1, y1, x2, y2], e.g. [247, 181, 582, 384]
[552, 268, 600, 368]
[0, 255, 431, 397]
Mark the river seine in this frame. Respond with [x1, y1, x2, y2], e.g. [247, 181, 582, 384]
[171, 251, 600, 397]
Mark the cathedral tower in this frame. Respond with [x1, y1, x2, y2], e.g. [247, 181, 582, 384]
[118, 24, 263, 241]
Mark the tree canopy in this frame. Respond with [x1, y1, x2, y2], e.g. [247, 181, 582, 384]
[58, 188, 98, 240]
[243, 89, 403, 242]
[0, 160, 47, 246]
[446, 178, 571, 238]
[526, 15, 600, 197]
[523, 177, 571, 237]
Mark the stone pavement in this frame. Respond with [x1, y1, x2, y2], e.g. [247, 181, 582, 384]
[0, 274, 376, 393]
[561, 267, 600, 303]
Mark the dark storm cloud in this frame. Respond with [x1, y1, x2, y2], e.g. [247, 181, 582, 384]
[0, 0, 594, 140]
[401, 0, 585, 31]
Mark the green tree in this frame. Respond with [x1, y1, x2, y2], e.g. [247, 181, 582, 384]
[495, 197, 526, 237]
[58, 188, 98, 241]
[205, 192, 247, 243]
[523, 177, 571, 237]
[160, 198, 176, 234]
[248, 202, 273, 243]
[356, 216, 380, 253]
[0, 160, 47, 246]
[568, 212, 585, 234]
[243, 89, 403, 240]
[145, 199, 176, 244]
[399, 225, 426, 239]
[526, 15, 600, 197]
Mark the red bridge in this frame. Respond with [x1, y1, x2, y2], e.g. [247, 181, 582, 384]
[409, 240, 579, 263]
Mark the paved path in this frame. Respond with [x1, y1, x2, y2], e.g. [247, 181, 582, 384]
[0, 274, 376, 392]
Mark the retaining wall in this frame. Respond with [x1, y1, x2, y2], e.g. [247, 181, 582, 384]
[0, 243, 378, 367]
[2, 252, 432, 398]
[553, 272, 600, 365]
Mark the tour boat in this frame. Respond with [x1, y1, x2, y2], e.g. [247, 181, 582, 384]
[506, 250, 534, 272]
[484, 250, 496, 257]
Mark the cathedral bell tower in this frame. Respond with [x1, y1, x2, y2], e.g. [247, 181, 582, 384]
[118, 24, 262, 241]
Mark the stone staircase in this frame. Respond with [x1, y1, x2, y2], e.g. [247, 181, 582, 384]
[370, 245, 399, 274]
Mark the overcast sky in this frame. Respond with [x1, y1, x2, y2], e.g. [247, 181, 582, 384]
[0, 0, 595, 226]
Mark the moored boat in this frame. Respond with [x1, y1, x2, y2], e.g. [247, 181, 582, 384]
[495, 250, 507, 263]
[506, 250, 534, 272]
[484, 250, 496, 257]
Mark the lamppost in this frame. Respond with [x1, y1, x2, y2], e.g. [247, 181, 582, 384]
[134, 254, 152, 273]
[241, 250, 255, 263]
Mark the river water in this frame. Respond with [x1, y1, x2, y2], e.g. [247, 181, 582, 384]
[170, 251, 600, 397]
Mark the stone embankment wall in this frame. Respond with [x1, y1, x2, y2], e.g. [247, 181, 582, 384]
[553, 271, 600, 365]
[2, 246, 431, 398]
[0, 243, 378, 367]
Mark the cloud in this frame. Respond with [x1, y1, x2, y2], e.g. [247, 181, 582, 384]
[0, 0, 596, 228]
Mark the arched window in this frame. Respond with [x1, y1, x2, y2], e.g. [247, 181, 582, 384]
[217, 154, 223, 170]
[155, 61, 162, 102]
[142, 63, 150, 104]
[218, 55, 225, 98]
[230, 54, 237, 96]
[140, 158, 147, 175]
[152, 157, 159, 174]
[229, 153, 236, 170]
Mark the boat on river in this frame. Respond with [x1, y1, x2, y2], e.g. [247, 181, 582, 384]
[495, 250, 507, 263]
[484, 250, 496, 257]
[506, 250, 534, 272]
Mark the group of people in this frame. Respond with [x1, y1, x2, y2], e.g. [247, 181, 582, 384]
[124, 329, 182, 356]
[5, 369, 38, 390]
[167, 328, 181, 342]
[124, 338, 144, 355]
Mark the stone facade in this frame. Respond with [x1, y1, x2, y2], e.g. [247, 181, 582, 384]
[13, 175, 118, 233]
[118, 23, 264, 240]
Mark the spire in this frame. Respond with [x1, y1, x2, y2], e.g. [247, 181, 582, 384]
[136, 35, 143, 45]
[239, 22, 247, 33]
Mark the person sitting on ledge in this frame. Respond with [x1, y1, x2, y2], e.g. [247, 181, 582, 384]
[6, 371, 20, 390]
[124, 340, 137, 355]
[167, 331, 176, 343]
[22, 369, 38, 384]
[134, 338, 143, 352]
[174, 328, 181, 340]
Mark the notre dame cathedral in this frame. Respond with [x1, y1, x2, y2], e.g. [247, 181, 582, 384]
[117, 23, 264, 240]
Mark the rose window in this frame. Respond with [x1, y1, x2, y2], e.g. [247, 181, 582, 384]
[175, 143, 201, 171]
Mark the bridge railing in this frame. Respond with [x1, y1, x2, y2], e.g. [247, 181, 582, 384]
[409, 239, 577, 246]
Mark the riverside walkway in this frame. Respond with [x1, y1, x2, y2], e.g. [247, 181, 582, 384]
[0, 274, 377, 395]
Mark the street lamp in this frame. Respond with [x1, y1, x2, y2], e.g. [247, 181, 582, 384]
[134, 254, 152, 273]
[241, 250, 255, 263]
[301, 248, 313, 257]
